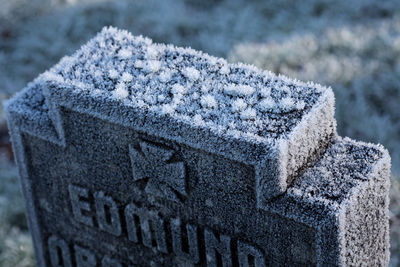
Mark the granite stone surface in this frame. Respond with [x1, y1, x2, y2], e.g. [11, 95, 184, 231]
[4, 27, 390, 266]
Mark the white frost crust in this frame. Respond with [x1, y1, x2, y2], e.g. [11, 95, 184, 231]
[336, 138, 391, 266]
[118, 48, 133, 59]
[171, 84, 187, 95]
[121, 72, 133, 82]
[143, 60, 161, 73]
[276, 138, 289, 192]
[240, 108, 256, 120]
[224, 84, 255, 96]
[200, 94, 217, 109]
[36, 25, 329, 141]
[231, 98, 247, 112]
[113, 83, 129, 99]
[285, 88, 336, 180]
[182, 67, 200, 81]
[109, 69, 119, 79]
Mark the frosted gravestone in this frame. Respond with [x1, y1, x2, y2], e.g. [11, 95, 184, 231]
[5, 27, 390, 266]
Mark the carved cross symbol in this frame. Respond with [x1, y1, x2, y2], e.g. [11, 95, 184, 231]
[129, 141, 187, 202]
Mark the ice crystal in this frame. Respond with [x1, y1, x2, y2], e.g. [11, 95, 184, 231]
[109, 69, 119, 79]
[113, 83, 129, 99]
[171, 84, 187, 95]
[200, 94, 217, 109]
[224, 84, 255, 97]
[121, 72, 133, 82]
[240, 108, 257, 120]
[231, 98, 247, 112]
[259, 98, 275, 111]
[182, 67, 200, 81]
[118, 48, 132, 59]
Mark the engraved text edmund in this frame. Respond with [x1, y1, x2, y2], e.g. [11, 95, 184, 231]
[58, 184, 266, 267]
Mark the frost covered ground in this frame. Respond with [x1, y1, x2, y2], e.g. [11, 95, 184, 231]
[0, 0, 399, 265]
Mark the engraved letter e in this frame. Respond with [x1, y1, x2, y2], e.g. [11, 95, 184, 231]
[68, 184, 94, 226]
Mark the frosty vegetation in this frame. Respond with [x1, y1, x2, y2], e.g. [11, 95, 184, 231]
[0, 0, 400, 266]
[0, 158, 33, 267]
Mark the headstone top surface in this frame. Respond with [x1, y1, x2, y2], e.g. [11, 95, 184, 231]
[286, 137, 389, 205]
[36, 26, 331, 140]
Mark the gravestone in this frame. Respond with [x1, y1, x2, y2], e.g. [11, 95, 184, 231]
[5, 27, 390, 266]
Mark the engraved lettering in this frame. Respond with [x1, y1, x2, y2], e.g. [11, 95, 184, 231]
[94, 191, 122, 236]
[124, 204, 139, 243]
[171, 218, 200, 263]
[142, 210, 168, 253]
[47, 236, 126, 267]
[101, 255, 123, 267]
[68, 184, 93, 226]
[65, 184, 266, 265]
[237, 241, 265, 267]
[204, 228, 232, 267]
[48, 235, 72, 267]
[124, 203, 167, 253]
[74, 244, 96, 267]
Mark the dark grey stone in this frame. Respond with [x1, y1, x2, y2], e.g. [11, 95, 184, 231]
[4, 27, 390, 266]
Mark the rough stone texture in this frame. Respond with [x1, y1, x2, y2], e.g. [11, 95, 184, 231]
[4, 27, 390, 266]
[269, 137, 391, 266]
[5, 86, 390, 266]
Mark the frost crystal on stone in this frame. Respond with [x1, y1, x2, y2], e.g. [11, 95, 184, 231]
[193, 114, 203, 125]
[240, 108, 256, 120]
[109, 69, 119, 79]
[192, 92, 199, 100]
[182, 67, 200, 81]
[144, 60, 161, 73]
[118, 48, 132, 59]
[121, 72, 133, 82]
[220, 65, 230, 75]
[224, 84, 255, 97]
[134, 60, 144, 69]
[146, 46, 159, 59]
[113, 83, 129, 99]
[258, 98, 275, 111]
[158, 71, 172, 83]
[161, 104, 175, 114]
[42, 71, 64, 84]
[200, 85, 209, 93]
[260, 87, 271, 98]
[280, 97, 295, 111]
[171, 84, 187, 95]
[157, 94, 166, 103]
[296, 100, 306, 110]
[231, 98, 247, 112]
[94, 70, 103, 78]
[200, 94, 217, 109]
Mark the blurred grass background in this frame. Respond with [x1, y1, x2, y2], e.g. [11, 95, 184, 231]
[0, 0, 399, 266]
